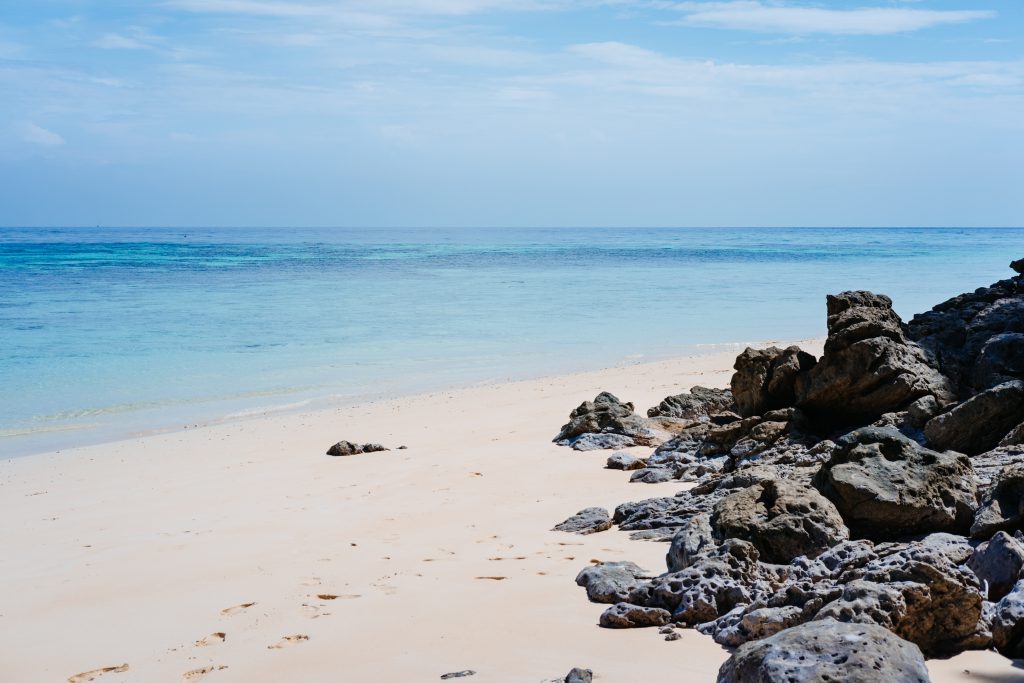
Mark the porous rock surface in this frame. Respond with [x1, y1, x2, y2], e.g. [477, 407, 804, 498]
[716, 619, 931, 683]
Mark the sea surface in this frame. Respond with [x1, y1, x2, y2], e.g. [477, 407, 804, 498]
[3, 227, 1024, 457]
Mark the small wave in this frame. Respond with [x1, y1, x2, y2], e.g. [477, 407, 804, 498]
[0, 423, 98, 438]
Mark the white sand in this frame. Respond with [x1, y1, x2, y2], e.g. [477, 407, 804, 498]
[0, 342, 1017, 682]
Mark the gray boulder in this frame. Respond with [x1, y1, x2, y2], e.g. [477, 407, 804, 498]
[599, 602, 671, 628]
[992, 579, 1024, 658]
[972, 464, 1024, 538]
[711, 478, 849, 564]
[553, 508, 612, 535]
[796, 291, 954, 426]
[563, 432, 636, 451]
[629, 467, 677, 484]
[564, 668, 592, 683]
[667, 513, 716, 572]
[967, 531, 1024, 601]
[574, 562, 653, 604]
[815, 427, 976, 540]
[605, 451, 645, 470]
[1001, 422, 1024, 447]
[717, 619, 930, 683]
[924, 381, 1024, 455]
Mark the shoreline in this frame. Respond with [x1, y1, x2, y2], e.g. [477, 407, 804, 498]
[2, 338, 823, 460]
[1, 338, 1017, 682]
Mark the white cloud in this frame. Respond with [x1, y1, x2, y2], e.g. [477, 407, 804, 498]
[93, 33, 150, 49]
[669, 1, 995, 35]
[20, 122, 65, 147]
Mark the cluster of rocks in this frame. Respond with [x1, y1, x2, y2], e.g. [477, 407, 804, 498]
[554, 260, 1024, 679]
[325, 441, 391, 456]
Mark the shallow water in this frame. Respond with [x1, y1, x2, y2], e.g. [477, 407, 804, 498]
[3, 227, 1023, 456]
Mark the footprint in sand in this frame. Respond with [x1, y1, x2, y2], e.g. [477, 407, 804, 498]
[68, 664, 129, 683]
[301, 603, 330, 619]
[182, 665, 227, 681]
[194, 632, 226, 647]
[220, 602, 256, 615]
[268, 634, 309, 649]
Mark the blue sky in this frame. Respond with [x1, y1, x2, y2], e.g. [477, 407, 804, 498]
[1, 1, 1022, 227]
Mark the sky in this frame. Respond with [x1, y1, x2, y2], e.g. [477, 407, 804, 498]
[0, 0, 1022, 227]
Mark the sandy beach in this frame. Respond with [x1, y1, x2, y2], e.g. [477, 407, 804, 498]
[1, 342, 1019, 683]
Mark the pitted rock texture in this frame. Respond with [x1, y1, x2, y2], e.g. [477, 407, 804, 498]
[815, 427, 976, 540]
[710, 478, 848, 564]
[924, 381, 1024, 455]
[731, 346, 816, 417]
[716, 619, 931, 683]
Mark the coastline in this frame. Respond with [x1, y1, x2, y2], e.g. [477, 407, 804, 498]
[2, 339, 820, 460]
[1, 340, 1017, 682]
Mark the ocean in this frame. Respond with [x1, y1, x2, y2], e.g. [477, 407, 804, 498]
[3, 227, 1023, 457]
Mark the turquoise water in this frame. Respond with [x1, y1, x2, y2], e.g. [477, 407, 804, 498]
[3, 227, 1024, 457]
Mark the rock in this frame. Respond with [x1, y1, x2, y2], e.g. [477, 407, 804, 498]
[972, 446, 1024, 493]
[972, 464, 1024, 538]
[907, 395, 940, 428]
[731, 346, 816, 417]
[575, 562, 653, 604]
[326, 441, 389, 456]
[649, 540, 770, 625]
[816, 537, 985, 656]
[1001, 422, 1024, 447]
[908, 262, 1024, 397]
[992, 579, 1024, 657]
[1014, 258, 1024, 275]
[629, 468, 676, 484]
[564, 668, 592, 683]
[711, 478, 849, 564]
[667, 514, 716, 572]
[664, 630, 682, 641]
[599, 602, 671, 628]
[606, 451, 645, 470]
[647, 386, 736, 420]
[553, 508, 612, 535]
[924, 381, 1024, 455]
[967, 531, 1024, 601]
[795, 291, 954, 426]
[440, 672, 476, 679]
[562, 433, 636, 451]
[815, 427, 976, 540]
[717, 619, 930, 683]
[554, 392, 684, 447]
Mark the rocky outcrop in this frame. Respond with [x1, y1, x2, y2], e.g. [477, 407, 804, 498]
[908, 260, 1024, 397]
[731, 346, 816, 417]
[924, 381, 1024, 455]
[795, 291, 954, 426]
[816, 538, 985, 656]
[716, 619, 930, 683]
[710, 478, 848, 564]
[972, 464, 1024, 538]
[553, 508, 612, 535]
[554, 392, 685, 448]
[326, 441, 389, 456]
[815, 427, 976, 540]
[647, 386, 735, 420]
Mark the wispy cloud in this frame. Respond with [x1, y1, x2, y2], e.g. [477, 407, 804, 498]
[92, 33, 151, 50]
[668, 1, 995, 35]
[20, 122, 65, 146]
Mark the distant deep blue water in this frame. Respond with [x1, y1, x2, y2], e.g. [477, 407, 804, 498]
[3, 227, 1024, 457]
